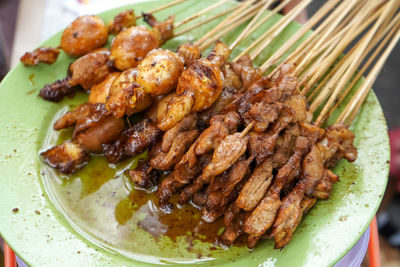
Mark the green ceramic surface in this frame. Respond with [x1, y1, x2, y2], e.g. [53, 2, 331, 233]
[0, 0, 390, 266]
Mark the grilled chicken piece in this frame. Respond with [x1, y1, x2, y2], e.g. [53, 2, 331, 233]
[229, 54, 262, 90]
[179, 174, 205, 205]
[247, 102, 280, 132]
[60, 15, 108, 57]
[108, 9, 136, 35]
[103, 118, 161, 163]
[142, 13, 174, 44]
[195, 112, 240, 156]
[89, 72, 120, 104]
[40, 47, 111, 101]
[125, 159, 157, 189]
[236, 159, 273, 211]
[202, 132, 248, 182]
[303, 124, 357, 196]
[283, 94, 312, 123]
[41, 141, 89, 174]
[313, 169, 339, 199]
[158, 41, 231, 130]
[38, 77, 74, 102]
[271, 180, 306, 249]
[150, 129, 199, 170]
[136, 49, 184, 96]
[177, 43, 201, 66]
[220, 209, 247, 246]
[20, 47, 60, 66]
[54, 103, 125, 153]
[105, 68, 153, 117]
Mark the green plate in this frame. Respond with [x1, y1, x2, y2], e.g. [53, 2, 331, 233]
[0, 0, 389, 266]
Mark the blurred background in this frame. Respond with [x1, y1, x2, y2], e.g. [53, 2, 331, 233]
[0, 0, 399, 266]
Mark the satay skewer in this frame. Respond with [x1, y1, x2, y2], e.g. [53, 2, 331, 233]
[136, 0, 189, 19]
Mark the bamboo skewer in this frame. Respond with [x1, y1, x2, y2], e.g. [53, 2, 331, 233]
[248, 0, 313, 61]
[136, 0, 188, 19]
[336, 22, 400, 125]
[174, 0, 230, 28]
[229, 0, 275, 50]
[260, 0, 340, 73]
[198, 0, 267, 50]
[313, 0, 399, 125]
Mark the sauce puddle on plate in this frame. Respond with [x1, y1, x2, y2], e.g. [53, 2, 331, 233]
[40, 109, 248, 264]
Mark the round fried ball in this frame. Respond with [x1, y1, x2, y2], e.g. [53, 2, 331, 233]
[61, 15, 108, 57]
[136, 49, 184, 96]
[110, 26, 160, 70]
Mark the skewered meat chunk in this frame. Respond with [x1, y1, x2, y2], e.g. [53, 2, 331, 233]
[20, 47, 60, 66]
[303, 124, 357, 196]
[230, 54, 262, 90]
[142, 13, 174, 44]
[60, 15, 108, 57]
[202, 131, 248, 182]
[150, 129, 199, 170]
[313, 169, 339, 199]
[40, 49, 113, 102]
[195, 112, 240, 156]
[161, 113, 197, 152]
[103, 118, 161, 163]
[247, 102, 280, 132]
[283, 94, 312, 123]
[177, 43, 201, 66]
[271, 180, 306, 249]
[158, 41, 231, 131]
[108, 9, 136, 35]
[236, 159, 273, 211]
[105, 68, 153, 117]
[89, 72, 120, 104]
[41, 141, 89, 174]
[110, 26, 160, 70]
[136, 49, 184, 96]
[220, 209, 247, 246]
[54, 103, 124, 153]
[68, 49, 112, 90]
[38, 77, 74, 102]
[125, 159, 157, 189]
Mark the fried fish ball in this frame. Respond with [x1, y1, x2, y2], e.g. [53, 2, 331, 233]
[110, 26, 160, 70]
[89, 72, 121, 104]
[60, 15, 108, 56]
[136, 49, 184, 96]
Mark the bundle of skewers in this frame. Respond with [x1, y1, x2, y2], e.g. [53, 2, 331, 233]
[23, 0, 400, 249]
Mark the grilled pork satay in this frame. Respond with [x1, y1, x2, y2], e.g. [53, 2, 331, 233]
[244, 137, 310, 244]
[108, 9, 136, 35]
[110, 15, 174, 70]
[158, 41, 231, 131]
[20, 47, 60, 66]
[39, 49, 113, 102]
[41, 141, 89, 175]
[176, 43, 202, 66]
[61, 15, 108, 57]
[103, 118, 161, 163]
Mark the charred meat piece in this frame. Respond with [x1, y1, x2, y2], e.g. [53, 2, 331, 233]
[161, 114, 197, 152]
[202, 132, 248, 182]
[20, 47, 60, 66]
[41, 141, 89, 174]
[39, 77, 74, 102]
[54, 103, 125, 153]
[89, 72, 120, 104]
[247, 102, 280, 132]
[142, 13, 174, 44]
[220, 209, 247, 246]
[108, 9, 136, 35]
[195, 112, 240, 156]
[177, 43, 201, 66]
[229, 54, 262, 90]
[313, 169, 339, 200]
[103, 118, 161, 163]
[68, 49, 112, 90]
[178, 174, 205, 205]
[236, 159, 273, 211]
[150, 129, 199, 170]
[125, 159, 157, 189]
[271, 180, 306, 249]
[283, 94, 312, 123]
[222, 64, 243, 91]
